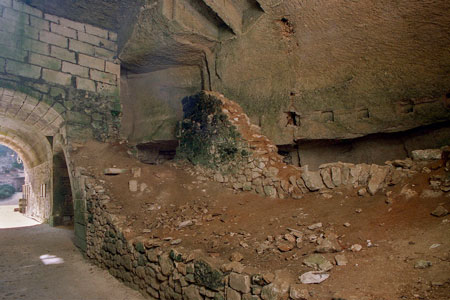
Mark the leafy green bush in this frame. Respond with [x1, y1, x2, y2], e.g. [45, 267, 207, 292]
[0, 184, 16, 199]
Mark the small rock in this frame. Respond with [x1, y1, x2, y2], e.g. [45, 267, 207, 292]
[421, 190, 444, 198]
[129, 180, 138, 192]
[178, 220, 194, 228]
[343, 222, 351, 227]
[262, 272, 275, 284]
[230, 252, 244, 262]
[299, 271, 329, 284]
[355, 208, 362, 213]
[221, 261, 244, 273]
[411, 149, 442, 161]
[335, 254, 348, 266]
[431, 206, 448, 217]
[289, 285, 309, 300]
[400, 185, 418, 199]
[303, 254, 333, 271]
[284, 233, 296, 243]
[170, 239, 182, 245]
[357, 188, 367, 196]
[414, 260, 432, 269]
[131, 167, 141, 178]
[429, 243, 441, 249]
[103, 168, 127, 175]
[276, 241, 294, 252]
[350, 244, 362, 252]
[140, 182, 148, 192]
[240, 241, 249, 248]
[307, 222, 322, 230]
[392, 158, 413, 169]
[322, 193, 333, 199]
[288, 228, 303, 238]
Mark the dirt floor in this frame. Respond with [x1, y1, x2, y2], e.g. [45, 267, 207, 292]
[0, 202, 145, 300]
[73, 141, 450, 300]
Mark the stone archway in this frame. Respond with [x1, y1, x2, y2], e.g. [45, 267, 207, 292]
[0, 88, 67, 223]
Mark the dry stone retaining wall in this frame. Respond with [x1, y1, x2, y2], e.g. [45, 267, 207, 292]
[83, 173, 306, 300]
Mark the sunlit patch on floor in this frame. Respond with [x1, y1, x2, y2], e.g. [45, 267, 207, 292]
[40, 254, 64, 265]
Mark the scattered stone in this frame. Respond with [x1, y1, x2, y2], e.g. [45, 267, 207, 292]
[299, 271, 329, 284]
[422, 167, 431, 174]
[276, 241, 294, 252]
[240, 241, 249, 248]
[335, 254, 348, 266]
[303, 254, 333, 271]
[221, 262, 244, 273]
[230, 252, 244, 262]
[431, 206, 448, 217]
[350, 244, 362, 252]
[284, 233, 296, 243]
[262, 272, 275, 284]
[343, 222, 351, 227]
[392, 158, 413, 169]
[103, 168, 127, 175]
[355, 208, 362, 213]
[321, 193, 333, 199]
[256, 242, 271, 254]
[128, 180, 138, 192]
[288, 228, 303, 238]
[140, 182, 148, 192]
[421, 190, 444, 198]
[429, 243, 440, 249]
[307, 223, 322, 230]
[411, 149, 442, 161]
[414, 260, 432, 269]
[178, 220, 194, 228]
[315, 234, 342, 253]
[131, 167, 141, 178]
[289, 285, 309, 300]
[357, 188, 367, 196]
[170, 239, 182, 245]
[400, 185, 418, 199]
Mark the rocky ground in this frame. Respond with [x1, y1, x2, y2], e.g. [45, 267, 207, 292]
[73, 141, 450, 300]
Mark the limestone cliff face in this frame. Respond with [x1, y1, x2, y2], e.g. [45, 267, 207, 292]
[26, 0, 450, 145]
[118, 0, 450, 145]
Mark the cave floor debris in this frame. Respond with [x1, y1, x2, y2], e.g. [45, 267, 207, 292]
[74, 141, 450, 299]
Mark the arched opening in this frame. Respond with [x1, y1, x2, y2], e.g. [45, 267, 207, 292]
[0, 88, 71, 227]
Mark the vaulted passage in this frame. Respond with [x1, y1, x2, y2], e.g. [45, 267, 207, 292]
[0, 88, 69, 224]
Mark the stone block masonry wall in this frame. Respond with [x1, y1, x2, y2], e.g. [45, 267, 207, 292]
[0, 0, 121, 141]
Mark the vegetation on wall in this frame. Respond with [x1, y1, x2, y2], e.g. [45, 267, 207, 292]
[176, 92, 249, 170]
